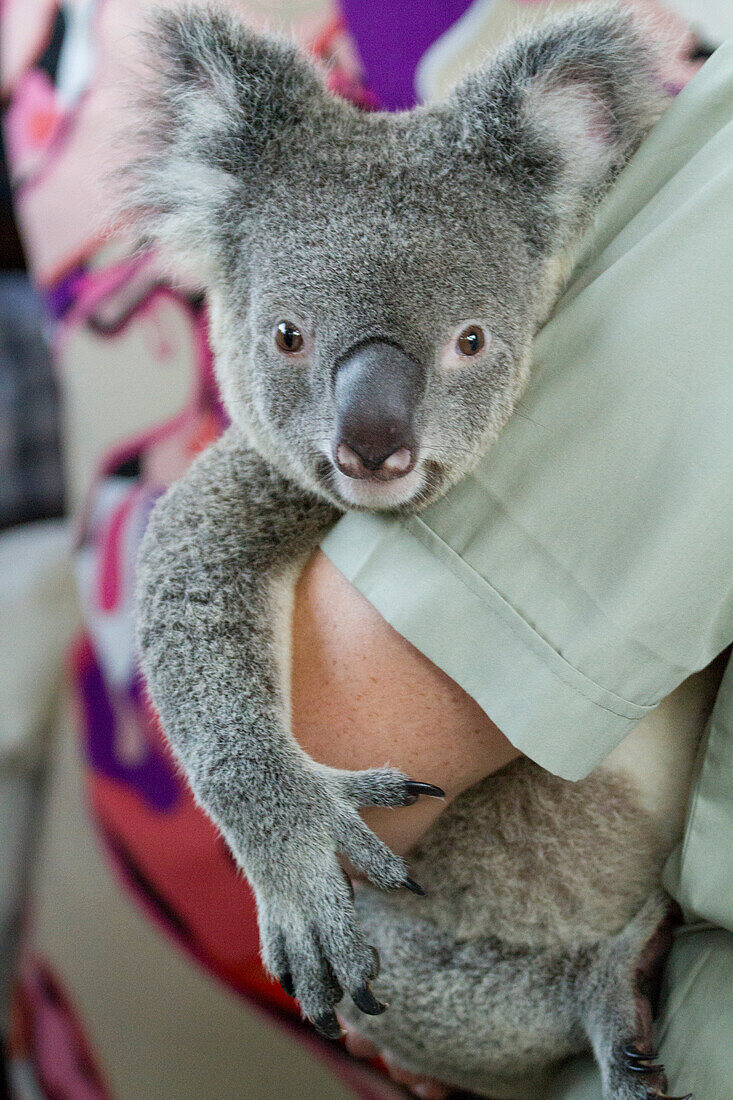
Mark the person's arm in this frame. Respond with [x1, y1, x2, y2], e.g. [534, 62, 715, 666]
[291, 550, 521, 858]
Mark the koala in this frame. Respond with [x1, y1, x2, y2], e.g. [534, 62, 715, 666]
[128, 5, 707, 1097]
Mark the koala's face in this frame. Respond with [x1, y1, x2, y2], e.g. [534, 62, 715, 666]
[212, 123, 539, 510]
[132, 7, 661, 511]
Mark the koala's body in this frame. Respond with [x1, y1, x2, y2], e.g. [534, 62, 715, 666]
[130, 6, 705, 1097]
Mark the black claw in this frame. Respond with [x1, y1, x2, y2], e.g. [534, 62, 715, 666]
[312, 1011, 343, 1041]
[624, 1044, 657, 1060]
[352, 983, 388, 1016]
[627, 1060, 665, 1074]
[404, 876, 426, 896]
[278, 970, 295, 998]
[647, 1094, 693, 1100]
[405, 780, 446, 803]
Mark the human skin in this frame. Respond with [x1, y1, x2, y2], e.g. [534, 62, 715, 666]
[291, 550, 521, 858]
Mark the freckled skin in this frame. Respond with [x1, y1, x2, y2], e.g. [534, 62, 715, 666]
[290, 551, 518, 854]
[129, 7, 686, 1096]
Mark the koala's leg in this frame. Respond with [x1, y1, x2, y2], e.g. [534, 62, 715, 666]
[136, 428, 441, 1035]
[578, 895, 691, 1100]
[342, 890, 688, 1100]
[341, 887, 586, 1099]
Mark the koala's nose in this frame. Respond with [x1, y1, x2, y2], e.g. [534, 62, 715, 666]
[333, 340, 423, 482]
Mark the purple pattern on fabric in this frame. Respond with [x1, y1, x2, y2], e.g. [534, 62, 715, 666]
[78, 646, 181, 811]
[339, 0, 474, 110]
[45, 264, 87, 319]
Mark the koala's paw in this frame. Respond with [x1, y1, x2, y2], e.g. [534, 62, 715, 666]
[257, 766, 443, 1035]
[605, 1043, 691, 1100]
[327, 766, 444, 892]
[588, 898, 691, 1100]
[257, 863, 382, 1038]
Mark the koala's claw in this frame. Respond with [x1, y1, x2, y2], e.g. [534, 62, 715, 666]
[404, 876, 426, 896]
[404, 780, 446, 802]
[278, 969, 295, 998]
[612, 1035, 689, 1099]
[352, 984, 388, 1016]
[336, 768, 444, 810]
[624, 1045, 657, 1060]
[617, 1043, 692, 1099]
[627, 1059, 666, 1075]
[313, 1011, 344, 1041]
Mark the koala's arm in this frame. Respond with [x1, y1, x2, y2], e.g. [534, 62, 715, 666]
[136, 428, 435, 1033]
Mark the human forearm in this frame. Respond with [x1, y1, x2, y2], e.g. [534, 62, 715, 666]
[291, 550, 521, 857]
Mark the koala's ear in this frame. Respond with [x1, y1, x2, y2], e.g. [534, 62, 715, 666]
[124, 5, 327, 274]
[449, 6, 664, 247]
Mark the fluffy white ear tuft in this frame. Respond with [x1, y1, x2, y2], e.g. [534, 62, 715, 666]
[450, 6, 666, 247]
[120, 6, 327, 278]
[525, 74, 622, 214]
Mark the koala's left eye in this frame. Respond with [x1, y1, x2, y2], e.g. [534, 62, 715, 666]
[441, 321, 493, 371]
[275, 321, 304, 354]
[456, 324, 486, 357]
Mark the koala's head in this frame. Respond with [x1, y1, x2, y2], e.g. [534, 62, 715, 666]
[129, 4, 662, 511]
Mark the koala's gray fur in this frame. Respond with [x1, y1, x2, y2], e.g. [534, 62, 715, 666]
[128, 5, 695, 1096]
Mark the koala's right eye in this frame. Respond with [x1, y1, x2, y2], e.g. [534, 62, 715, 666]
[275, 321, 304, 354]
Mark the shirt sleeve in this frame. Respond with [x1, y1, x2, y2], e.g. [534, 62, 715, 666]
[322, 44, 733, 782]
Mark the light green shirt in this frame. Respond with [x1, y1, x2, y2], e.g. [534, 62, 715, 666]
[323, 44, 733, 931]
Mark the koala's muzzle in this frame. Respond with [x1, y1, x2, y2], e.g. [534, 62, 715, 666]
[333, 340, 424, 482]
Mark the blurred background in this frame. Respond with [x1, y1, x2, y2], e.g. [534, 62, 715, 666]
[0, 1, 730, 1097]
